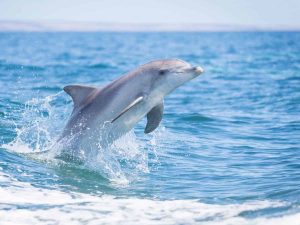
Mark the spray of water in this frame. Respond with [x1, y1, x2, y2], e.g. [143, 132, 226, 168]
[2, 92, 154, 184]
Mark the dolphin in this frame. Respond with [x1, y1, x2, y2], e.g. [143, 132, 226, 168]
[58, 59, 204, 160]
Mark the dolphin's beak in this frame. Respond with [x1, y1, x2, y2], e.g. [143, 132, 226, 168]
[193, 66, 204, 75]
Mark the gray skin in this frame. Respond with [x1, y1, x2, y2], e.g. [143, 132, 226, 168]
[59, 59, 204, 160]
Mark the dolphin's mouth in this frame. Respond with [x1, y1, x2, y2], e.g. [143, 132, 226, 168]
[177, 66, 204, 75]
[193, 66, 204, 75]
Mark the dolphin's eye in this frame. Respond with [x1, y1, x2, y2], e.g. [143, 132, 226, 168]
[159, 69, 167, 75]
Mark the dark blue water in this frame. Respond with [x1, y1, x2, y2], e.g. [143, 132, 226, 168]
[0, 32, 300, 224]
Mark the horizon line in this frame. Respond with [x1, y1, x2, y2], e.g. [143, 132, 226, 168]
[0, 20, 300, 32]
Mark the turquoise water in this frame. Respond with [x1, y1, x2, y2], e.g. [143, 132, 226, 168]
[0, 32, 300, 224]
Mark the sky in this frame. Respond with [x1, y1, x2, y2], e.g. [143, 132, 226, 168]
[1, 0, 300, 28]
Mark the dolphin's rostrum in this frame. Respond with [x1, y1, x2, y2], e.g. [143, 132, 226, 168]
[59, 59, 204, 160]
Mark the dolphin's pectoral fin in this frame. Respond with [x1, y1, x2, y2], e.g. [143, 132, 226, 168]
[111, 96, 144, 123]
[145, 102, 164, 134]
[64, 85, 97, 108]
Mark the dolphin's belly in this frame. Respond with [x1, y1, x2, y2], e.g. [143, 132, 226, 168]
[89, 101, 151, 143]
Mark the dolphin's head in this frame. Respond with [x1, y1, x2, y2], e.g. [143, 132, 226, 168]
[142, 59, 204, 97]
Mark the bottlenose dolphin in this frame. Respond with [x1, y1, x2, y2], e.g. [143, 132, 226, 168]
[58, 59, 204, 160]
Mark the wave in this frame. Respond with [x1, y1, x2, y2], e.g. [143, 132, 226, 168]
[88, 62, 115, 69]
[0, 171, 299, 225]
[0, 61, 45, 71]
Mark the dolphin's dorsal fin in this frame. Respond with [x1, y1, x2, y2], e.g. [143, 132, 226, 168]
[111, 96, 144, 123]
[63, 85, 97, 108]
[145, 102, 164, 133]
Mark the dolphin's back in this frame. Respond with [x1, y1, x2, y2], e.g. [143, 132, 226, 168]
[61, 70, 144, 139]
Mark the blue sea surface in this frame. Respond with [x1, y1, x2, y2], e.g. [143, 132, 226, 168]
[0, 32, 300, 224]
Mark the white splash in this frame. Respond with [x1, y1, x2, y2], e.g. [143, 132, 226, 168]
[3, 91, 69, 153]
[2, 93, 151, 184]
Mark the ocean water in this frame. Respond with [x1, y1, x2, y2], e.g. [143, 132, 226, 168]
[0, 32, 300, 224]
